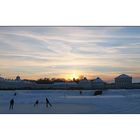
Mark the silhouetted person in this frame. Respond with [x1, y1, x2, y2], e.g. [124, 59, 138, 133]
[34, 100, 39, 107]
[14, 92, 17, 96]
[46, 97, 52, 108]
[9, 99, 14, 110]
[80, 91, 82, 95]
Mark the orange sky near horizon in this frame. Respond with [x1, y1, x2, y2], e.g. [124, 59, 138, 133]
[0, 27, 140, 82]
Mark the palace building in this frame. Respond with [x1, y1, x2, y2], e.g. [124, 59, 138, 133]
[115, 74, 132, 89]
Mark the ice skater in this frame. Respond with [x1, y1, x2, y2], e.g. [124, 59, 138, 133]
[80, 90, 82, 95]
[9, 99, 14, 110]
[34, 100, 39, 107]
[46, 97, 52, 108]
[14, 92, 17, 96]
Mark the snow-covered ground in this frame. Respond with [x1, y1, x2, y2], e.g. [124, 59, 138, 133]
[0, 89, 140, 114]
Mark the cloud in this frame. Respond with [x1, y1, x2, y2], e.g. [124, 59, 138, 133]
[0, 27, 139, 80]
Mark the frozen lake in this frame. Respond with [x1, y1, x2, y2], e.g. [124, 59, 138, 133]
[0, 89, 140, 114]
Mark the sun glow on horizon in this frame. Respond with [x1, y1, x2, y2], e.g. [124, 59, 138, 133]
[0, 27, 140, 82]
[65, 71, 81, 80]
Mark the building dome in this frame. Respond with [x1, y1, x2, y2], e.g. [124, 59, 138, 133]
[92, 77, 104, 83]
[91, 77, 105, 89]
[115, 74, 132, 89]
[80, 77, 88, 83]
[15, 76, 21, 81]
[115, 74, 131, 79]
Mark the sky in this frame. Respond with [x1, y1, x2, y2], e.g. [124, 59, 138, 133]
[0, 27, 140, 82]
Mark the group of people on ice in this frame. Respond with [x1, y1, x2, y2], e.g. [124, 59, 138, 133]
[9, 90, 102, 110]
[34, 97, 52, 108]
[9, 92, 52, 110]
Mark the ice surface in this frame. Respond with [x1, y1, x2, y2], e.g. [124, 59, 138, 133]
[0, 89, 140, 114]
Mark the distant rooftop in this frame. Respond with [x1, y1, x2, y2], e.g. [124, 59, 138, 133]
[115, 74, 132, 79]
[92, 77, 104, 83]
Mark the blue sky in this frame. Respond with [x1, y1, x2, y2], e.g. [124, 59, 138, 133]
[0, 27, 139, 82]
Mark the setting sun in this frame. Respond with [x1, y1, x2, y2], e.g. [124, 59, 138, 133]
[65, 72, 80, 80]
